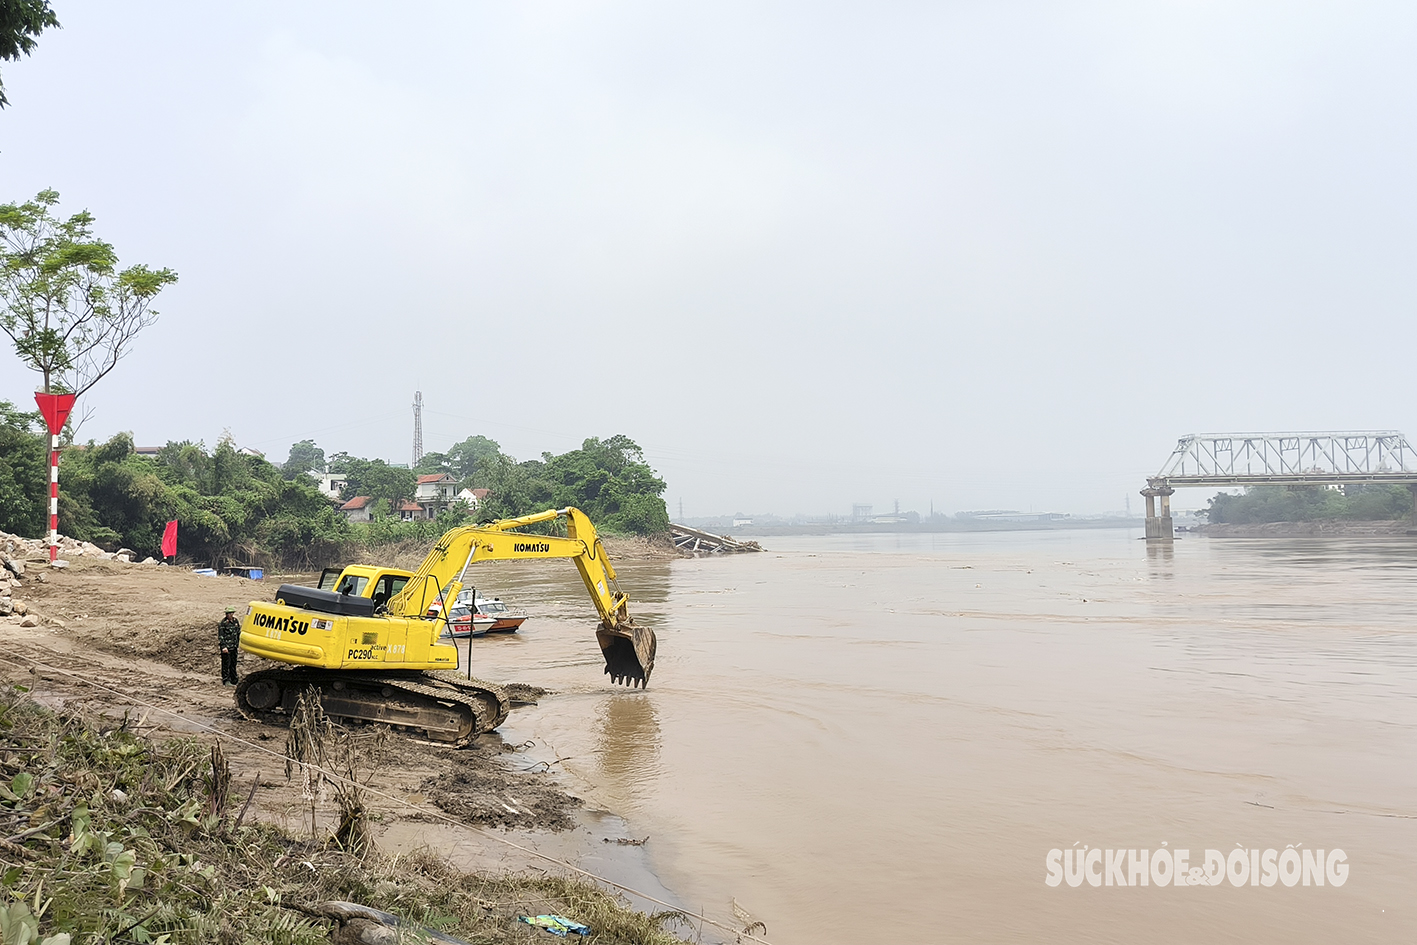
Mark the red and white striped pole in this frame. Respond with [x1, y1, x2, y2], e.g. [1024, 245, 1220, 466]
[33, 393, 76, 564]
[48, 431, 60, 560]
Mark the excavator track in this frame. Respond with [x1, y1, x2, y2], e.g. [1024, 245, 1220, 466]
[235, 668, 510, 745]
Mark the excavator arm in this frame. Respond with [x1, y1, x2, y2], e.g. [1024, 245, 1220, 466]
[384, 507, 657, 687]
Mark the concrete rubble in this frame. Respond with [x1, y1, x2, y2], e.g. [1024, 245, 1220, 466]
[0, 529, 146, 629]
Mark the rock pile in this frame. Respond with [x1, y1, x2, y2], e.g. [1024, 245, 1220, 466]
[1, 530, 135, 564]
[0, 529, 150, 628]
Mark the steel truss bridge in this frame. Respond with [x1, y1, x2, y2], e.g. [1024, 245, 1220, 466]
[1143, 431, 1417, 540]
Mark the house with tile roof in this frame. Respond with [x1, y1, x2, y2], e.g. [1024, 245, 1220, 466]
[339, 495, 375, 523]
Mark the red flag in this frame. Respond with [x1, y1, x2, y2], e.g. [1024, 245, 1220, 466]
[161, 520, 178, 558]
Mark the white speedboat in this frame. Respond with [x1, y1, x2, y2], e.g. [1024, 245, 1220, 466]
[455, 590, 529, 633]
[442, 602, 495, 638]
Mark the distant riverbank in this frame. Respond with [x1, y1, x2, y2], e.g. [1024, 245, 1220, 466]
[726, 517, 1140, 538]
[1200, 520, 1417, 538]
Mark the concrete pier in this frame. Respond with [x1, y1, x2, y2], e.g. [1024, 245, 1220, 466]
[1142, 479, 1174, 541]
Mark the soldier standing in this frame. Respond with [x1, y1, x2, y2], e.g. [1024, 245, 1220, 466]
[218, 606, 242, 685]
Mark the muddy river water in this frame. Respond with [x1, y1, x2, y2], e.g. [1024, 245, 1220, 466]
[460, 529, 1417, 943]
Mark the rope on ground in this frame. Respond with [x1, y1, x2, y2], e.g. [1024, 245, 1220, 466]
[0, 645, 772, 945]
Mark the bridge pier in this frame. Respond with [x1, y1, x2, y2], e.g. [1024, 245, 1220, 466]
[1142, 480, 1174, 541]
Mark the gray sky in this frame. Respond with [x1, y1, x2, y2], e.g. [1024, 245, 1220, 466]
[4, 2, 1416, 516]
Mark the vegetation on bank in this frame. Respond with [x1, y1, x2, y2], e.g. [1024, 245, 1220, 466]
[1204, 483, 1415, 524]
[0, 686, 686, 945]
[0, 402, 670, 566]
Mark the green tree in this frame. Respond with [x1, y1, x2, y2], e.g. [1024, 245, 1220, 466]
[0, 0, 59, 108]
[476, 435, 669, 534]
[282, 438, 325, 479]
[1205, 484, 1414, 524]
[0, 190, 177, 399]
[0, 399, 46, 535]
[330, 454, 416, 509]
[59, 433, 348, 566]
[414, 434, 501, 482]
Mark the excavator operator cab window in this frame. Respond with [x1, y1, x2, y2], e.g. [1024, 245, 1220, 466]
[370, 574, 409, 612]
[336, 575, 369, 597]
[317, 567, 344, 591]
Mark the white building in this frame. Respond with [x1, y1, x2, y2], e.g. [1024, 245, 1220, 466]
[309, 471, 348, 500]
[415, 473, 459, 519]
[456, 487, 491, 510]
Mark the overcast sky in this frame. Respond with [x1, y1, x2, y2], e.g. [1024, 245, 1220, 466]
[3, 2, 1416, 516]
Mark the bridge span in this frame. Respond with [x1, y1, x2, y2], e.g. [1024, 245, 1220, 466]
[1143, 432, 1417, 540]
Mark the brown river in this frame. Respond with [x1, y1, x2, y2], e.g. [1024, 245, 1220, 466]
[457, 529, 1417, 943]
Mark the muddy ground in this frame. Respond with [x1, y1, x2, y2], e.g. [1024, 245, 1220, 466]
[0, 555, 588, 838]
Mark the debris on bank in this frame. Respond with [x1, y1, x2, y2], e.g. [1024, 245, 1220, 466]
[2, 529, 152, 565]
[669, 524, 762, 556]
[1, 530, 167, 629]
[0, 686, 690, 945]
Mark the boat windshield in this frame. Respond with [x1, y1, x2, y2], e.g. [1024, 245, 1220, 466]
[480, 600, 507, 613]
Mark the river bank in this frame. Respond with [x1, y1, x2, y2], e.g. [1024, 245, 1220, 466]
[1200, 519, 1417, 538]
[0, 555, 704, 943]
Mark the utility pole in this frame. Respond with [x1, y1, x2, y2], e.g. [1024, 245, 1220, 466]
[678, 497, 684, 522]
[412, 391, 424, 467]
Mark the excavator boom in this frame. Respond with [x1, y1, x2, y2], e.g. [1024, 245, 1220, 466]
[384, 506, 655, 686]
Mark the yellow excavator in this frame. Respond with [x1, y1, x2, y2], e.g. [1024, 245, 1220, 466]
[234, 507, 656, 743]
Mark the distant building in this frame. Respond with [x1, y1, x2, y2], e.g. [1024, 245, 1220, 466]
[339, 496, 375, 523]
[134, 446, 163, 458]
[969, 511, 1069, 523]
[732, 518, 753, 527]
[415, 473, 458, 519]
[397, 501, 423, 522]
[455, 487, 491, 510]
[309, 471, 348, 500]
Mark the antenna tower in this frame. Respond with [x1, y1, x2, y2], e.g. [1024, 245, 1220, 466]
[412, 391, 424, 466]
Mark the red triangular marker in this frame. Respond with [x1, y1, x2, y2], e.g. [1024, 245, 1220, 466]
[161, 520, 178, 558]
[33, 392, 77, 436]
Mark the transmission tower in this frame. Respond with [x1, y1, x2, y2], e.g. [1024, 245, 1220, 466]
[411, 391, 424, 466]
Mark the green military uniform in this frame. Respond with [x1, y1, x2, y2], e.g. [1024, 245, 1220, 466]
[218, 608, 242, 685]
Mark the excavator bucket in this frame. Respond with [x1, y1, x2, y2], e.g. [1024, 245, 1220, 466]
[596, 621, 657, 688]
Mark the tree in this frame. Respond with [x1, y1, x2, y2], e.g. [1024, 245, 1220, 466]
[446, 434, 501, 480]
[59, 433, 348, 565]
[0, 0, 59, 108]
[475, 434, 669, 534]
[0, 399, 46, 535]
[1205, 484, 1414, 524]
[0, 190, 177, 404]
[283, 438, 325, 479]
[414, 434, 501, 481]
[331, 455, 416, 509]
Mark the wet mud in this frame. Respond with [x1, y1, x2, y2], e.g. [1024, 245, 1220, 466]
[0, 557, 588, 837]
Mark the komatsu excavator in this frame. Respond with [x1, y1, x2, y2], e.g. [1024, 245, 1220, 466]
[233, 507, 656, 743]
